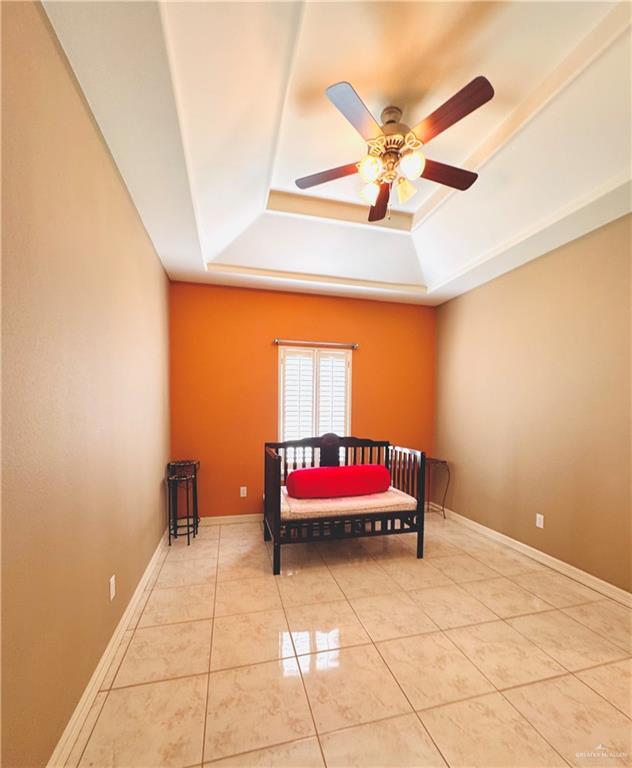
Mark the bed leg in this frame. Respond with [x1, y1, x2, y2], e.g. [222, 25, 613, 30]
[263, 521, 271, 541]
[273, 541, 281, 575]
[417, 523, 424, 559]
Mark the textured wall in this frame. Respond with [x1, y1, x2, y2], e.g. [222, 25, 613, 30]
[170, 282, 435, 517]
[2, 4, 170, 765]
[434, 215, 631, 591]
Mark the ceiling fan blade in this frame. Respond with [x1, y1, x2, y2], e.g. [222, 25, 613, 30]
[326, 82, 383, 141]
[295, 163, 358, 190]
[412, 76, 494, 144]
[368, 182, 390, 222]
[421, 159, 478, 190]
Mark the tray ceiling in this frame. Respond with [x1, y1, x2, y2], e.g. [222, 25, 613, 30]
[45, 1, 631, 304]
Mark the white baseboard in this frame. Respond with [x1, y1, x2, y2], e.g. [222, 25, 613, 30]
[428, 503, 632, 609]
[47, 530, 168, 767]
[199, 513, 263, 526]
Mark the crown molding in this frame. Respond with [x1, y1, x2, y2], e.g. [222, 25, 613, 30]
[204, 261, 427, 303]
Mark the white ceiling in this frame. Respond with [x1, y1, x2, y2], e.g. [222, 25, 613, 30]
[45, 1, 631, 305]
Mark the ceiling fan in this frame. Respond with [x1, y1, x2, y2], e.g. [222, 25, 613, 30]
[295, 76, 494, 223]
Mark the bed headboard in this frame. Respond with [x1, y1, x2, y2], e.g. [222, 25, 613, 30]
[265, 433, 390, 481]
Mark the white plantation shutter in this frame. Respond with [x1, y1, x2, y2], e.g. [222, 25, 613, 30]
[280, 349, 314, 441]
[317, 352, 349, 436]
[279, 347, 351, 441]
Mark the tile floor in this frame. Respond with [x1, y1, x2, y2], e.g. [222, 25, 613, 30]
[68, 514, 632, 768]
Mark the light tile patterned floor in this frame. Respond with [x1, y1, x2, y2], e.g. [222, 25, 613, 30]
[69, 514, 632, 768]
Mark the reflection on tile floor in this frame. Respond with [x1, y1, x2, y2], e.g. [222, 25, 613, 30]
[70, 513, 632, 767]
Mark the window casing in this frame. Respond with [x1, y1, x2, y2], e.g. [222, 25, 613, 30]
[278, 346, 352, 442]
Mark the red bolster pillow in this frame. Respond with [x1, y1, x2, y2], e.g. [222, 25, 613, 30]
[286, 464, 391, 499]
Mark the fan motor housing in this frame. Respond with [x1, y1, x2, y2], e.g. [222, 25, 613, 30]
[380, 106, 410, 152]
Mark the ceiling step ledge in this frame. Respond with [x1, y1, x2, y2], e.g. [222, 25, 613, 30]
[267, 190, 412, 232]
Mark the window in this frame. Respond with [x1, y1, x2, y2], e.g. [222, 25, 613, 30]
[278, 346, 351, 441]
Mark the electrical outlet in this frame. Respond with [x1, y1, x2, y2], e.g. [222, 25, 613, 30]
[535, 514, 544, 529]
[109, 574, 116, 601]
[240, 486, 247, 498]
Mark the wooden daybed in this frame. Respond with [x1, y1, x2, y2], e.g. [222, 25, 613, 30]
[264, 433, 426, 575]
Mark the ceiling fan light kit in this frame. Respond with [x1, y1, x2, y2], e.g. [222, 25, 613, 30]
[358, 154, 383, 183]
[360, 181, 380, 206]
[399, 150, 425, 181]
[295, 76, 494, 222]
[397, 176, 418, 205]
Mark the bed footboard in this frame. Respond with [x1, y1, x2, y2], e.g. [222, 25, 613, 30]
[390, 445, 426, 557]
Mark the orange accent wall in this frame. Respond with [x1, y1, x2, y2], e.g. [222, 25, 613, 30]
[169, 283, 436, 517]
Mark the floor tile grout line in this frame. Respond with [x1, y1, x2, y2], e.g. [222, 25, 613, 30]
[154, 578, 218, 590]
[163, 549, 220, 560]
[325, 531, 631, 715]
[571, 666, 632, 723]
[318, 557, 420, 757]
[394, 550, 578, 768]
[152, 540, 626, 673]
[352, 600, 573, 695]
[406, 585, 507, 625]
[317, 709, 447, 740]
[209, 650, 300, 675]
[100, 671, 209, 694]
[454, 573, 632, 620]
[489, 669, 576, 695]
[200, 524, 222, 767]
[64, 690, 108, 768]
[558, 605, 632, 651]
[444, 617, 573, 689]
[321, 532, 620, 768]
[430, 520, 616, 607]
[505, 557, 629, 607]
[427, 560, 507, 582]
[203, 522, 274, 763]
[496, 609, 626, 677]
[503, 570, 605, 605]
[322, 556, 454, 768]
[129, 600, 618, 679]
[437, 573, 558, 606]
[97, 630, 135, 693]
[454, 606, 557, 623]
[76, 520, 629, 767]
[505, 606, 629, 664]
[271, 552, 328, 768]
[571, 654, 632, 675]
[488, 663, 632, 725]
[479, 603, 588, 621]
[413, 517, 628, 614]
[202, 735, 320, 766]
[204, 690, 594, 767]
[465, 547, 545, 572]
[497, 688, 574, 767]
[503, 603, 632, 675]
[135, 614, 215, 631]
[566, 652, 632, 675]
[413, 687, 524, 715]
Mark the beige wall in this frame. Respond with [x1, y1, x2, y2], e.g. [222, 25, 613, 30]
[434, 215, 631, 592]
[2, 4, 170, 766]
